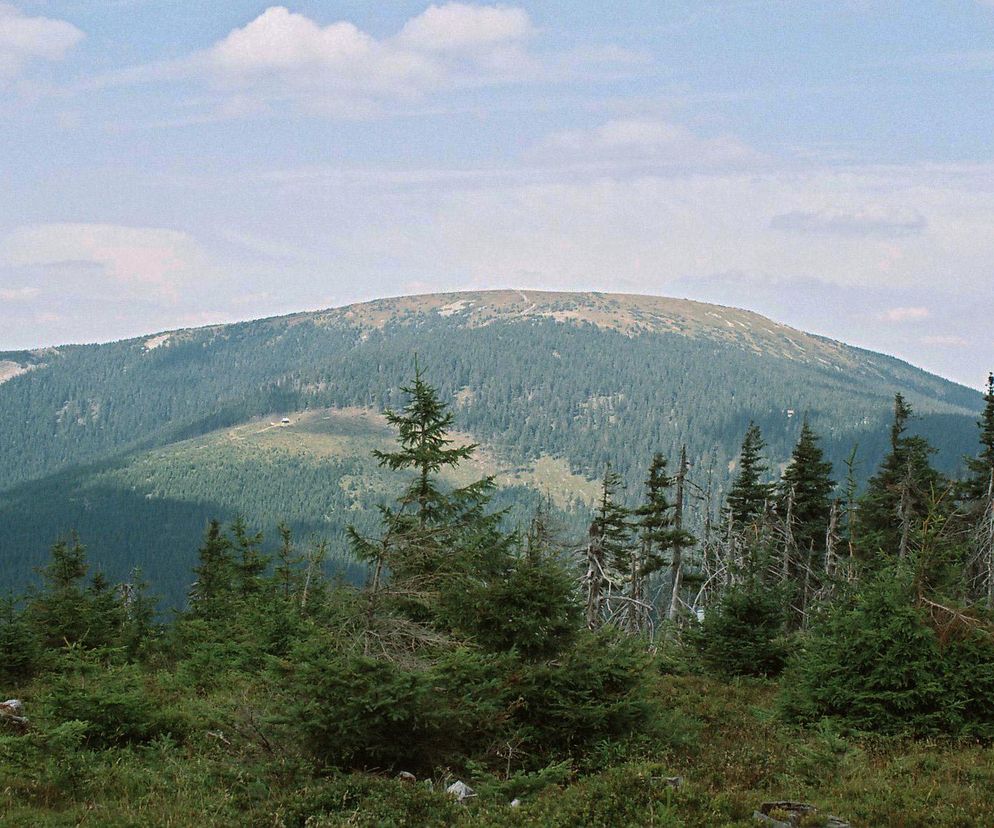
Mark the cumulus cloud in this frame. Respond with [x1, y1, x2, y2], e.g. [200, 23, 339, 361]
[532, 118, 764, 169]
[879, 306, 930, 323]
[2, 224, 206, 296]
[396, 3, 533, 52]
[195, 3, 537, 115]
[770, 206, 927, 237]
[0, 3, 84, 79]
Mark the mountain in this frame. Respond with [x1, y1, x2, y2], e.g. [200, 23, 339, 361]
[0, 290, 984, 607]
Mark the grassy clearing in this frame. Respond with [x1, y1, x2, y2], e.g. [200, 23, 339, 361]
[4, 670, 993, 827]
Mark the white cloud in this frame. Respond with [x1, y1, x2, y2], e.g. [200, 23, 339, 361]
[770, 206, 927, 237]
[0, 285, 39, 301]
[0, 3, 83, 79]
[210, 8, 372, 75]
[195, 3, 536, 115]
[879, 306, 930, 323]
[396, 3, 533, 52]
[533, 118, 764, 169]
[2, 224, 207, 296]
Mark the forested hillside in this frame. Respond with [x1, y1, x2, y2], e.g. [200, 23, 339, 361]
[3, 367, 994, 826]
[0, 291, 983, 605]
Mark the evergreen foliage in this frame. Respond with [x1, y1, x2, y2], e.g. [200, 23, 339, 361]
[727, 423, 775, 527]
[0, 595, 40, 685]
[4, 357, 994, 825]
[858, 394, 947, 560]
[962, 372, 994, 505]
[0, 304, 982, 603]
[695, 584, 789, 677]
[634, 453, 694, 579]
[778, 418, 835, 557]
[779, 569, 994, 737]
[591, 466, 634, 582]
[373, 361, 479, 526]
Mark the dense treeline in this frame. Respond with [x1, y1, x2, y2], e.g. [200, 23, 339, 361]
[2, 367, 994, 825]
[0, 308, 984, 603]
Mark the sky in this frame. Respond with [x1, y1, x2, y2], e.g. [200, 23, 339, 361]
[0, 1, 992, 388]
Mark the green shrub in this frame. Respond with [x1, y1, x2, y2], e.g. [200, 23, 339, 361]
[695, 584, 789, 677]
[40, 649, 180, 749]
[292, 647, 442, 773]
[779, 570, 994, 737]
[446, 555, 580, 660]
[506, 629, 653, 762]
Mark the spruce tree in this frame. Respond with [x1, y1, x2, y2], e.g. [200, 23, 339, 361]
[373, 361, 477, 526]
[963, 372, 994, 504]
[28, 534, 92, 647]
[858, 394, 945, 559]
[779, 418, 835, 558]
[231, 517, 267, 597]
[86, 570, 126, 647]
[727, 422, 775, 527]
[0, 596, 40, 685]
[119, 569, 157, 659]
[190, 520, 235, 616]
[634, 452, 694, 622]
[592, 465, 634, 581]
[274, 522, 303, 600]
[350, 365, 510, 651]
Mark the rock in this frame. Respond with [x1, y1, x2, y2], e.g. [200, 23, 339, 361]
[652, 775, 684, 789]
[753, 802, 850, 828]
[510, 798, 521, 808]
[446, 780, 476, 802]
[397, 771, 417, 784]
[0, 699, 28, 727]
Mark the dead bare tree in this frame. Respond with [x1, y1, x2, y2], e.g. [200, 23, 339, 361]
[584, 522, 607, 631]
[667, 446, 689, 623]
[966, 471, 994, 607]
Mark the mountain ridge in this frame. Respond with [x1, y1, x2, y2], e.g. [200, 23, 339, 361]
[0, 289, 938, 381]
[0, 288, 985, 606]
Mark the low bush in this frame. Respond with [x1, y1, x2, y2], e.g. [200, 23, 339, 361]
[694, 584, 789, 677]
[779, 570, 994, 737]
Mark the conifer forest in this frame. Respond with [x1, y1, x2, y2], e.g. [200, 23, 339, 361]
[3, 351, 994, 826]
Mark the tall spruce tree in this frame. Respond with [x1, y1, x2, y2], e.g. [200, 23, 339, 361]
[858, 394, 945, 559]
[727, 422, 775, 527]
[231, 517, 267, 597]
[584, 466, 633, 629]
[27, 534, 90, 647]
[593, 465, 634, 581]
[189, 520, 235, 617]
[778, 419, 835, 558]
[634, 452, 695, 621]
[962, 372, 994, 505]
[373, 361, 477, 526]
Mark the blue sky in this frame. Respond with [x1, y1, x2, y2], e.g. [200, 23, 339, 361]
[1, 1, 992, 387]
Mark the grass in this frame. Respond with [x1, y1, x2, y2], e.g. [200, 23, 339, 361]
[4, 669, 994, 827]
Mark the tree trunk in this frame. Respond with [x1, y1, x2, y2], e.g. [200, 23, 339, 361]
[667, 445, 688, 623]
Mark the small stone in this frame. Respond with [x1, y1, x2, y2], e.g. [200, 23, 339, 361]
[0, 699, 28, 727]
[510, 798, 521, 808]
[397, 771, 416, 784]
[446, 780, 476, 802]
